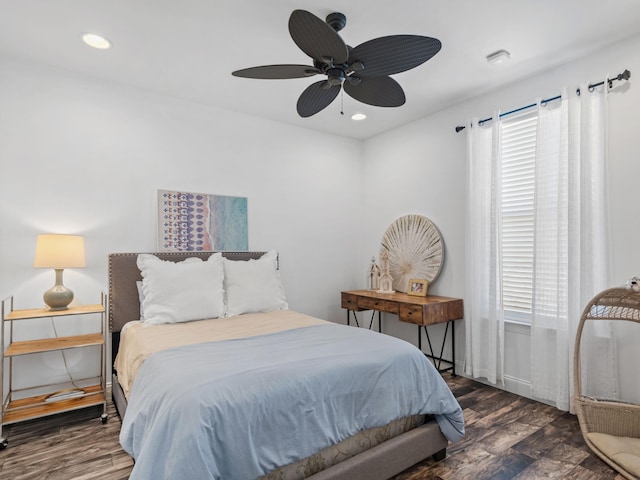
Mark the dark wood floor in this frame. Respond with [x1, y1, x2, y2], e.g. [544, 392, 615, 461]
[0, 375, 625, 480]
[395, 375, 625, 480]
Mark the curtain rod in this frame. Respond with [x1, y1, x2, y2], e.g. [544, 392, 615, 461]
[454, 69, 631, 133]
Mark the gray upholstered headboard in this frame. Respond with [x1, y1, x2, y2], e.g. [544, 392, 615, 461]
[108, 251, 267, 367]
[108, 251, 267, 333]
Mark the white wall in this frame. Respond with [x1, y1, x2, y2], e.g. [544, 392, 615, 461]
[2, 31, 639, 404]
[0, 55, 363, 390]
[362, 32, 640, 402]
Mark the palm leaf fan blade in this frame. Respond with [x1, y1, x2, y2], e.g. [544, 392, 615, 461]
[232, 65, 319, 79]
[288, 10, 348, 64]
[297, 81, 341, 117]
[350, 35, 441, 77]
[344, 76, 405, 107]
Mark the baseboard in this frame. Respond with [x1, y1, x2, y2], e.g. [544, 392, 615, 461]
[503, 374, 532, 398]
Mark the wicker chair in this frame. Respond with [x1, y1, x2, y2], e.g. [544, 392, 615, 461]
[574, 287, 640, 480]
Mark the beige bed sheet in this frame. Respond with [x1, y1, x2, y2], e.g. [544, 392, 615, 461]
[114, 310, 328, 398]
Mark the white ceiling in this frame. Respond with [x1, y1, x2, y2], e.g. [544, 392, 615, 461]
[2, 0, 640, 140]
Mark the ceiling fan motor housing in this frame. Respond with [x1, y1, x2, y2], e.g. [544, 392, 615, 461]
[326, 12, 347, 32]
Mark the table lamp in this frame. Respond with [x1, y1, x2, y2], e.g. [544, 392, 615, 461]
[33, 234, 86, 310]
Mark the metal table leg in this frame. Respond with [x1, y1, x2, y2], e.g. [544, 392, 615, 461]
[348, 310, 381, 332]
[417, 321, 456, 376]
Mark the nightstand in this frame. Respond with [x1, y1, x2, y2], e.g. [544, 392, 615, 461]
[0, 294, 108, 449]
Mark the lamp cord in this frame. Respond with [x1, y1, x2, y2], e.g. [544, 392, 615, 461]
[50, 317, 82, 390]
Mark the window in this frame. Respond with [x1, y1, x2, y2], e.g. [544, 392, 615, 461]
[500, 112, 537, 323]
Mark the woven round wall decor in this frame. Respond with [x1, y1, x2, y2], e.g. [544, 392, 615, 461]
[380, 214, 444, 293]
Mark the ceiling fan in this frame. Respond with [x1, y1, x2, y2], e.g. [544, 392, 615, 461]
[232, 9, 441, 118]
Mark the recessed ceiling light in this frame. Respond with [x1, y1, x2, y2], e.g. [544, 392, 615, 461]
[351, 113, 367, 121]
[486, 49, 510, 65]
[82, 33, 112, 50]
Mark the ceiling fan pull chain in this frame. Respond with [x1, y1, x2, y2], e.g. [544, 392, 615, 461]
[341, 89, 344, 115]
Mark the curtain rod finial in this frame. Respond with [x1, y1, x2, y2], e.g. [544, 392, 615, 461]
[455, 125, 466, 133]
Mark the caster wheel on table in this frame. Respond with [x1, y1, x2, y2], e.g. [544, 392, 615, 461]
[101, 413, 109, 424]
[0, 438, 7, 450]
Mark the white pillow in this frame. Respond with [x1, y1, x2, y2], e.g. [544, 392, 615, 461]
[224, 250, 288, 316]
[137, 257, 203, 320]
[136, 281, 144, 320]
[137, 253, 225, 325]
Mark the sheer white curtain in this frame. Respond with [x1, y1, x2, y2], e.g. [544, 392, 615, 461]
[464, 114, 504, 385]
[530, 85, 615, 411]
[465, 83, 614, 410]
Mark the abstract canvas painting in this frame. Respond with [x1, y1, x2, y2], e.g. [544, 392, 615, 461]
[158, 190, 248, 251]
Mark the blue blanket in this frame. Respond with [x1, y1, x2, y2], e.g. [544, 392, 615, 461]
[120, 323, 464, 479]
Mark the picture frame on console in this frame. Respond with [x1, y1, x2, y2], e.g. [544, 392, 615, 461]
[408, 278, 429, 296]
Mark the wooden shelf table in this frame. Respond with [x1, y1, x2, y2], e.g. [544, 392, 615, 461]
[1, 297, 108, 449]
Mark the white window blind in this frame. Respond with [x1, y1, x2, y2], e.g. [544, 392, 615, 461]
[500, 112, 537, 322]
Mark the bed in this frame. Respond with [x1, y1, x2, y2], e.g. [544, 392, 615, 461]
[109, 251, 464, 480]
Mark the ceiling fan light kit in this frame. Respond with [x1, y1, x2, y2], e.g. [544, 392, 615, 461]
[232, 10, 441, 117]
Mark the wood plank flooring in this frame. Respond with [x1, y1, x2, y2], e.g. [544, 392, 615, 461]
[395, 375, 626, 480]
[0, 375, 626, 479]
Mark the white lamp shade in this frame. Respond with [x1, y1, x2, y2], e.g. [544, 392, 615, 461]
[33, 234, 86, 269]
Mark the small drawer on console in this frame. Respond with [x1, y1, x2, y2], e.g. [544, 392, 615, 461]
[399, 304, 424, 325]
[359, 297, 399, 314]
[341, 293, 360, 311]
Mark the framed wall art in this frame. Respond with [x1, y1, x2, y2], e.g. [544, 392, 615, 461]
[158, 190, 248, 252]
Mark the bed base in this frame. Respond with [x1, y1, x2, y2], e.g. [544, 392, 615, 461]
[111, 373, 128, 420]
[111, 372, 447, 479]
[108, 251, 449, 480]
[308, 424, 446, 480]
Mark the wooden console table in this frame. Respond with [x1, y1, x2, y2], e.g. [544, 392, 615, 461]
[341, 290, 464, 375]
